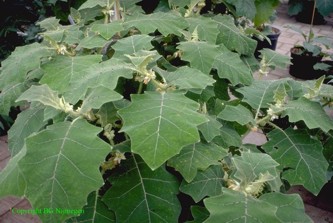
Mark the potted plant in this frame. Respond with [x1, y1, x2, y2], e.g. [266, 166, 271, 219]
[288, 0, 333, 24]
[288, 1, 333, 79]
[0, 0, 332, 222]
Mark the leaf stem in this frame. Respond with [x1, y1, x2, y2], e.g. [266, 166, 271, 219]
[137, 82, 143, 94]
[308, 0, 316, 43]
[256, 115, 271, 126]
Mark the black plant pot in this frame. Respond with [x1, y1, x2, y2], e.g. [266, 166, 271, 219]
[289, 47, 325, 80]
[254, 27, 281, 58]
[295, 1, 326, 25]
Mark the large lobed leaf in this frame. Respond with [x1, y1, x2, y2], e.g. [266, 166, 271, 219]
[18, 119, 111, 222]
[177, 41, 220, 74]
[231, 152, 282, 192]
[40, 55, 102, 94]
[218, 104, 255, 126]
[213, 15, 256, 56]
[65, 58, 135, 104]
[253, 0, 280, 27]
[118, 91, 208, 170]
[102, 154, 180, 223]
[237, 79, 289, 110]
[186, 17, 219, 44]
[180, 165, 224, 202]
[204, 189, 279, 223]
[283, 97, 333, 133]
[204, 189, 311, 223]
[112, 34, 154, 59]
[0, 43, 52, 114]
[212, 49, 253, 85]
[168, 142, 227, 182]
[225, 0, 256, 19]
[91, 21, 124, 40]
[198, 115, 222, 142]
[263, 128, 328, 195]
[8, 105, 47, 157]
[260, 193, 312, 223]
[0, 146, 27, 198]
[124, 12, 188, 36]
[66, 191, 115, 223]
[163, 66, 216, 91]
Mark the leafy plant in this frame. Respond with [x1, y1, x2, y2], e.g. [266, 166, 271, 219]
[288, 24, 333, 57]
[222, 0, 280, 29]
[0, 0, 333, 222]
[288, 0, 333, 17]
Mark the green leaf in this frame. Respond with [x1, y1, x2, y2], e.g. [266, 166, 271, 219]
[0, 146, 26, 198]
[186, 17, 219, 44]
[8, 105, 47, 157]
[0, 43, 52, 114]
[16, 85, 64, 110]
[96, 100, 130, 127]
[66, 191, 115, 223]
[232, 152, 282, 193]
[40, 55, 102, 94]
[37, 17, 60, 30]
[213, 125, 242, 148]
[253, 0, 279, 27]
[259, 48, 292, 69]
[168, 0, 191, 8]
[168, 142, 226, 182]
[19, 119, 111, 222]
[102, 154, 180, 223]
[78, 0, 108, 9]
[77, 35, 109, 49]
[42, 29, 65, 42]
[63, 26, 84, 45]
[317, 0, 333, 16]
[218, 104, 255, 126]
[225, 0, 256, 19]
[91, 21, 124, 40]
[124, 12, 188, 36]
[177, 41, 220, 74]
[214, 15, 256, 56]
[212, 49, 253, 85]
[118, 91, 208, 170]
[198, 115, 222, 142]
[65, 58, 134, 103]
[112, 35, 154, 59]
[263, 128, 328, 195]
[80, 86, 123, 113]
[260, 193, 312, 223]
[288, 2, 303, 16]
[204, 189, 279, 223]
[164, 67, 215, 91]
[188, 206, 210, 223]
[283, 97, 333, 133]
[237, 79, 288, 109]
[180, 165, 224, 202]
[0, 83, 27, 115]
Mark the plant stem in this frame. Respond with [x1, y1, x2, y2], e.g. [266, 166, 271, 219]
[104, 13, 110, 24]
[114, 0, 121, 20]
[256, 115, 271, 126]
[137, 82, 143, 94]
[308, 0, 316, 42]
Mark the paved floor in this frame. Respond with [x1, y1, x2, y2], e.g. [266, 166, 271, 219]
[0, 3, 333, 223]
